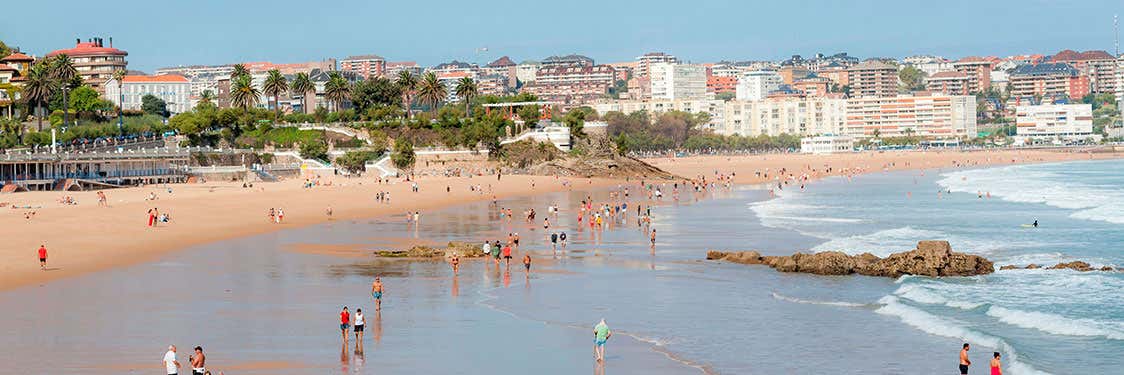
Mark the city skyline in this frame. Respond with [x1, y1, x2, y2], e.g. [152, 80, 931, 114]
[2, 0, 1122, 72]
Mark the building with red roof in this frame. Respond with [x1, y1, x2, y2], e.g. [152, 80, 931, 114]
[47, 37, 127, 93]
[1047, 50, 1117, 94]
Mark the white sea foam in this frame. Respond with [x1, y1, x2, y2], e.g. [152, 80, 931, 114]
[893, 284, 985, 310]
[875, 296, 1050, 375]
[938, 164, 1124, 226]
[986, 306, 1124, 340]
[810, 226, 945, 256]
[770, 292, 869, 308]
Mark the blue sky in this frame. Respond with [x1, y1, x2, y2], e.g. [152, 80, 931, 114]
[1, 0, 1120, 72]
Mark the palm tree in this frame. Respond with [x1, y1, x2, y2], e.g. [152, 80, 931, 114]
[261, 69, 288, 116]
[23, 62, 54, 131]
[323, 72, 350, 112]
[417, 72, 446, 115]
[395, 70, 417, 119]
[48, 54, 78, 87]
[455, 76, 478, 116]
[198, 90, 216, 107]
[290, 72, 315, 114]
[230, 63, 249, 79]
[112, 69, 126, 127]
[230, 74, 260, 112]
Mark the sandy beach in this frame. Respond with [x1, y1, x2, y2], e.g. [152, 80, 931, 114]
[2, 148, 1117, 292]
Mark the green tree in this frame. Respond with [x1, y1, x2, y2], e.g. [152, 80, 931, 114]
[48, 54, 79, 89]
[455, 76, 478, 116]
[417, 72, 446, 114]
[290, 72, 315, 114]
[395, 70, 418, 119]
[198, 90, 216, 108]
[335, 150, 378, 173]
[391, 139, 416, 170]
[0, 40, 10, 58]
[141, 94, 168, 117]
[23, 62, 54, 131]
[517, 105, 540, 128]
[112, 69, 126, 125]
[230, 74, 260, 112]
[261, 69, 288, 116]
[324, 72, 350, 112]
[350, 77, 401, 114]
[561, 107, 592, 138]
[898, 66, 926, 92]
[299, 138, 328, 160]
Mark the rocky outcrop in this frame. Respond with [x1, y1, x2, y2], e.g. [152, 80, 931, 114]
[707, 241, 994, 278]
[375, 241, 486, 258]
[998, 261, 1116, 272]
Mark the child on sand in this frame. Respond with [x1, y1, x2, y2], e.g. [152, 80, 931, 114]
[38, 244, 47, 270]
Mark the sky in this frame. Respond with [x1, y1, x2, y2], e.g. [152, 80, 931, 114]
[1, 0, 1121, 72]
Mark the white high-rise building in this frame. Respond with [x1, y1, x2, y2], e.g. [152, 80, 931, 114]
[635, 52, 678, 78]
[721, 97, 847, 136]
[735, 70, 783, 101]
[649, 62, 707, 100]
[844, 94, 977, 139]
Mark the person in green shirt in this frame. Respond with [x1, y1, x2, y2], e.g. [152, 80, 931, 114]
[593, 319, 611, 362]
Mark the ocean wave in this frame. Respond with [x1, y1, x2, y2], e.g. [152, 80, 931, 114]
[770, 292, 870, 308]
[985, 306, 1124, 341]
[875, 296, 1050, 375]
[938, 164, 1124, 226]
[893, 284, 985, 310]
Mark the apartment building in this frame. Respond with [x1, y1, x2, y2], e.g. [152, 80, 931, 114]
[1048, 50, 1117, 94]
[340, 54, 386, 79]
[649, 62, 707, 100]
[635, 52, 678, 79]
[104, 74, 191, 115]
[952, 57, 994, 93]
[482, 56, 517, 87]
[515, 61, 540, 84]
[590, 98, 724, 132]
[735, 70, 782, 101]
[846, 60, 897, 98]
[1008, 63, 1090, 99]
[707, 75, 737, 96]
[1015, 103, 1095, 141]
[521, 62, 615, 104]
[47, 37, 127, 94]
[844, 94, 977, 139]
[925, 71, 973, 95]
[721, 96, 848, 136]
[386, 61, 422, 78]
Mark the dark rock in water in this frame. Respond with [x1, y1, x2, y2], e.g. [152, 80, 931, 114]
[999, 265, 1020, 270]
[1048, 261, 1093, 272]
[707, 241, 994, 278]
[1025, 264, 1040, 269]
[1100, 266, 1115, 272]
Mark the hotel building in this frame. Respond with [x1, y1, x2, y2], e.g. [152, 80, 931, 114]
[104, 75, 191, 115]
[47, 37, 127, 93]
[1015, 103, 1095, 141]
[844, 94, 976, 139]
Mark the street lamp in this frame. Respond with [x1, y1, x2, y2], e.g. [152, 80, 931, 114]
[61, 84, 70, 130]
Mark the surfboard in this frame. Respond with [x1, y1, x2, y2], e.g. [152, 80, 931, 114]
[1020, 224, 1035, 228]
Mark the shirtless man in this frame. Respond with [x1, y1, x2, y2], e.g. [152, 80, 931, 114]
[190, 346, 205, 375]
[450, 254, 460, 275]
[371, 277, 384, 311]
[959, 343, 971, 374]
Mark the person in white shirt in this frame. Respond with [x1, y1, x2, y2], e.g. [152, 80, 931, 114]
[163, 345, 181, 375]
[354, 308, 366, 351]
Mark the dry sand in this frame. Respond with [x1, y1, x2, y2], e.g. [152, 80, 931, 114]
[2, 148, 1116, 291]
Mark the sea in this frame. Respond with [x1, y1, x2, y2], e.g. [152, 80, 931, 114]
[0, 159, 1120, 374]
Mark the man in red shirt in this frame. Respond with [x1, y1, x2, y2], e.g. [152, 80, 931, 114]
[502, 244, 513, 269]
[38, 244, 47, 270]
[340, 306, 351, 344]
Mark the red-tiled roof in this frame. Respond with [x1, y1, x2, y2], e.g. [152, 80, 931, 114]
[1, 52, 34, 62]
[122, 74, 188, 83]
[487, 56, 515, 68]
[1049, 50, 1114, 62]
[47, 42, 127, 57]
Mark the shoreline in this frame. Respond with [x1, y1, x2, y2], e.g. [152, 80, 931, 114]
[3, 148, 1118, 292]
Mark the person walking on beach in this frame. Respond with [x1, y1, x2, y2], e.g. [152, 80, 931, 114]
[959, 343, 971, 374]
[354, 308, 366, 350]
[189, 346, 205, 375]
[492, 241, 502, 266]
[277, 208, 284, 223]
[340, 306, 351, 344]
[990, 352, 1002, 375]
[593, 319, 611, 362]
[451, 253, 460, 275]
[523, 254, 532, 275]
[502, 243, 513, 269]
[650, 229, 657, 249]
[163, 345, 181, 375]
[559, 232, 567, 250]
[371, 278, 384, 311]
[37, 244, 47, 270]
[550, 232, 558, 252]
